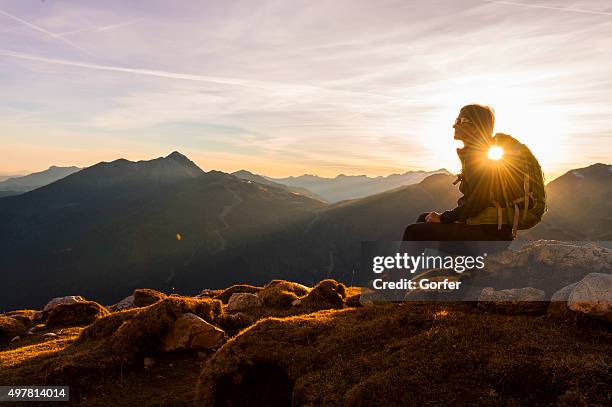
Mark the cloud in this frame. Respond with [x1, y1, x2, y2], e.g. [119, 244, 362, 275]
[0, 8, 95, 57]
[481, 0, 612, 17]
[1, 0, 611, 176]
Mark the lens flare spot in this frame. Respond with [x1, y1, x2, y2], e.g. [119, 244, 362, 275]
[487, 146, 504, 161]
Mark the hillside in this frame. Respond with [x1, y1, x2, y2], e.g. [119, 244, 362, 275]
[271, 169, 451, 203]
[0, 165, 81, 193]
[522, 163, 612, 242]
[0, 241, 610, 406]
[0, 152, 324, 310]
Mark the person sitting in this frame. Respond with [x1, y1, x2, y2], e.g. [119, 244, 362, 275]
[402, 104, 546, 246]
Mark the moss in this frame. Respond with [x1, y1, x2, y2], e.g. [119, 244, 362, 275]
[259, 280, 310, 308]
[133, 288, 167, 307]
[215, 284, 262, 304]
[300, 279, 346, 310]
[0, 316, 27, 342]
[45, 301, 109, 328]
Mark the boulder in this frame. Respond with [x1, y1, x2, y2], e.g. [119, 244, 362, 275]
[43, 296, 85, 312]
[227, 293, 262, 312]
[550, 283, 578, 302]
[481, 241, 612, 295]
[478, 287, 547, 314]
[567, 273, 612, 322]
[548, 282, 578, 315]
[161, 313, 226, 351]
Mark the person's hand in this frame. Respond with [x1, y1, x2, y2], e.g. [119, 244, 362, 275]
[425, 212, 441, 223]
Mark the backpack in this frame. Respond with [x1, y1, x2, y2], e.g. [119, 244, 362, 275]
[465, 133, 547, 237]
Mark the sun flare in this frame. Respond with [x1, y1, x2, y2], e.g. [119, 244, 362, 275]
[487, 146, 504, 161]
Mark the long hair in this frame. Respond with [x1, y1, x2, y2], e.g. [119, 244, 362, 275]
[460, 104, 495, 145]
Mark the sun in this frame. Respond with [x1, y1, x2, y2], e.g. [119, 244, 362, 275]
[487, 145, 504, 161]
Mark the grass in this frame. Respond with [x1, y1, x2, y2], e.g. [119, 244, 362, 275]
[198, 302, 612, 406]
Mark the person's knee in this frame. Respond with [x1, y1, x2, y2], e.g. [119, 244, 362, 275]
[402, 223, 419, 241]
[416, 212, 430, 223]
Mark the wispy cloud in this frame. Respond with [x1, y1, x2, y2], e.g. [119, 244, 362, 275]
[0, 8, 95, 57]
[481, 0, 612, 17]
[57, 18, 144, 37]
[0, 0, 611, 177]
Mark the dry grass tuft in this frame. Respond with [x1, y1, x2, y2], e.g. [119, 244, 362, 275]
[300, 279, 346, 310]
[215, 284, 262, 304]
[259, 280, 310, 308]
[45, 301, 109, 328]
[133, 288, 167, 307]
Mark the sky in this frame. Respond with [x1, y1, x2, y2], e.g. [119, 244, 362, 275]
[1, 0, 611, 179]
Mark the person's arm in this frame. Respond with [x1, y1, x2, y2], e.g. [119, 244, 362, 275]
[440, 149, 493, 223]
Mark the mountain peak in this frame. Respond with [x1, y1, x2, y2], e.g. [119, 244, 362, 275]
[165, 151, 190, 162]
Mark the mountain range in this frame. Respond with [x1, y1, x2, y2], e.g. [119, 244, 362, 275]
[268, 169, 451, 203]
[0, 152, 609, 309]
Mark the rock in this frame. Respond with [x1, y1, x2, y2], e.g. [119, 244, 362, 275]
[291, 298, 302, 307]
[10, 336, 20, 342]
[551, 283, 578, 302]
[45, 301, 109, 328]
[43, 296, 85, 312]
[161, 313, 226, 351]
[143, 357, 155, 369]
[567, 273, 612, 322]
[478, 287, 547, 314]
[108, 295, 135, 312]
[227, 293, 263, 312]
[479, 287, 545, 302]
[215, 285, 262, 304]
[300, 279, 346, 309]
[548, 283, 578, 315]
[481, 241, 612, 295]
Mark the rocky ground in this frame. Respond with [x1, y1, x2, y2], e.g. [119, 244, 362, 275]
[0, 240, 610, 406]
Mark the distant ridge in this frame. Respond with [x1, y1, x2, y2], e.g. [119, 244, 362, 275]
[269, 168, 452, 203]
[0, 165, 81, 193]
[232, 170, 326, 202]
